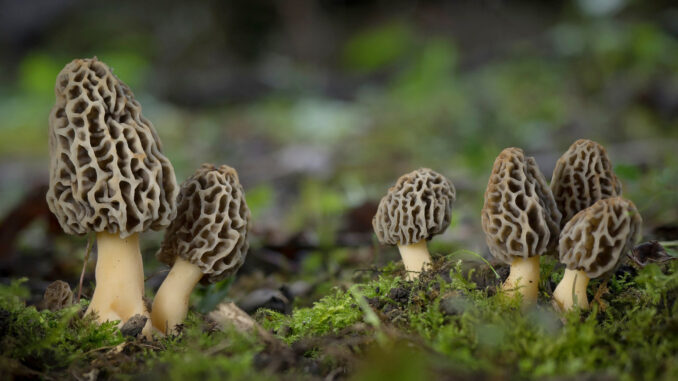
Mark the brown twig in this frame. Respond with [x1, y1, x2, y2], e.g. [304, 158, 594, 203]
[77, 236, 94, 302]
[145, 267, 170, 282]
[592, 274, 611, 312]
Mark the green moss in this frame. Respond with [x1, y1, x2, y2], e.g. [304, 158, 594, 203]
[260, 274, 401, 343]
[0, 279, 124, 371]
[142, 315, 266, 381]
[2, 260, 677, 380]
[258, 260, 678, 380]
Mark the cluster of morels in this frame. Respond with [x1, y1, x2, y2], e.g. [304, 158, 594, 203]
[372, 143, 641, 311]
[46, 58, 251, 336]
[480, 142, 641, 311]
[45, 58, 644, 340]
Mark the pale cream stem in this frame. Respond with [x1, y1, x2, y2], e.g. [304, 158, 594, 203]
[553, 268, 590, 312]
[86, 232, 149, 325]
[503, 256, 540, 306]
[397, 240, 432, 281]
[151, 257, 203, 334]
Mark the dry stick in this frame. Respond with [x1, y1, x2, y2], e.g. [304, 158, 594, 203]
[592, 274, 612, 312]
[77, 236, 94, 302]
[145, 267, 170, 282]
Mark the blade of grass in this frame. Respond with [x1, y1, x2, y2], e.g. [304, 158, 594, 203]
[445, 249, 500, 279]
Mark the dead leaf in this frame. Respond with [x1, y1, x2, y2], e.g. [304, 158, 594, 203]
[628, 241, 674, 267]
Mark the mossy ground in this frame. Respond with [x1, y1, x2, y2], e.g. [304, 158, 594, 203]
[2, 254, 677, 380]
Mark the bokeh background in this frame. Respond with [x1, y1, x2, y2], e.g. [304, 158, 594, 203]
[1, 0, 677, 308]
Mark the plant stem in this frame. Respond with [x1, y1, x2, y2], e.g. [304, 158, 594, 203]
[77, 236, 93, 302]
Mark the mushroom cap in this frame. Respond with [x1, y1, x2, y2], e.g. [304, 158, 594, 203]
[551, 139, 622, 226]
[42, 280, 73, 311]
[46, 58, 178, 238]
[559, 197, 642, 278]
[372, 168, 456, 246]
[481, 148, 562, 264]
[157, 164, 251, 283]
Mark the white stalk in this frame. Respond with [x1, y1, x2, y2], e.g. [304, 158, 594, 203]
[397, 240, 432, 281]
[86, 232, 150, 334]
[552, 268, 590, 311]
[503, 256, 540, 307]
[151, 257, 203, 334]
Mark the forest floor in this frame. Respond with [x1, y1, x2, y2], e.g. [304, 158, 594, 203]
[1, 239, 678, 380]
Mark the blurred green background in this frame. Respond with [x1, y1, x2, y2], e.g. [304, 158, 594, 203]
[0, 0, 677, 297]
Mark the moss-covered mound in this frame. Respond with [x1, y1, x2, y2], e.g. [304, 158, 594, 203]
[1, 257, 677, 380]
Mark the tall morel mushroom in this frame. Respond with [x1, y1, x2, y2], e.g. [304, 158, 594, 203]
[46, 58, 177, 328]
[372, 168, 456, 281]
[152, 164, 251, 334]
[551, 139, 622, 226]
[553, 197, 641, 311]
[481, 148, 561, 305]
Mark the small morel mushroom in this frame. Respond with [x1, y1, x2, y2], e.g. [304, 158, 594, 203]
[551, 139, 622, 226]
[372, 168, 456, 281]
[152, 164, 251, 334]
[42, 280, 73, 311]
[46, 58, 177, 330]
[553, 197, 642, 311]
[481, 148, 561, 305]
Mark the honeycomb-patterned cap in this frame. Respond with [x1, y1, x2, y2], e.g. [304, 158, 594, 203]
[372, 168, 456, 246]
[559, 197, 641, 278]
[157, 164, 251, 283]
[551, 139, 622, 226]
[46, 58, 178, 238]
[481, 148, 562, 264]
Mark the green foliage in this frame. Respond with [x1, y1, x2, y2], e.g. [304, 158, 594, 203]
[261, 274, 401, 343]
[262, 289, 362, 343]
[259, 259, 678, 380]
[245, 184, 275, 220]
[634, 262, 678, 306]
[18, 53, 63, 96]
[0, 280, 124, 371]
[1, 260, 678, 379]
[0, 278, 30, 305]
[143, 315, 265, 381]
[343, 22, 414, 73]
[287, 179, 349, 246]
[96, 51, 149, 89]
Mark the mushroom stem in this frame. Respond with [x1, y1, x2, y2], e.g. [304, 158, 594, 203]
[502, 256, 540, 306]
[151, 257, 203, 334]
[552, 268, 590, 311]
[397, 240, 432, 281]
[86, 232, 149, 327]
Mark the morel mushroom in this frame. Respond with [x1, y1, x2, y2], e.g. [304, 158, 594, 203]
[42, 280, 73, 311]
[372, 168, 456, 281]
[551, 139, 622, 226]
[46, 58, 177, 329]
[152, 164, 251, 334]
[553, 197, 641, 311]
[481, 148, 561, 305]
